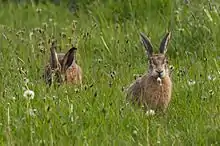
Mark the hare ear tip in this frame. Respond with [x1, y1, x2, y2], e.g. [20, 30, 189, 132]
[51, 41, 57, 48]
[71, 47, 77, 50]
[140, 32, 145, 37]
[167, 31, 172, 36]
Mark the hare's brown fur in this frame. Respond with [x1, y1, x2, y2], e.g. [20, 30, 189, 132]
[65, 63, 82, 84]
[127, 67, 172, 111]
[56, 53, 82, 84]
[44, 43, 82, 86]
[127, 32, 172, 112]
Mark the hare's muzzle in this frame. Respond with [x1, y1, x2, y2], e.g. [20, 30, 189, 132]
[156, 70, 165, 78]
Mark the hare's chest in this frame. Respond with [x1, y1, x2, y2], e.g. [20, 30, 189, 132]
[145, 78, 172, 108]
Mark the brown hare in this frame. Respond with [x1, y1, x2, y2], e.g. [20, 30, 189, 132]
[44, 42, 82, 86]
[127, 32, 172, 112]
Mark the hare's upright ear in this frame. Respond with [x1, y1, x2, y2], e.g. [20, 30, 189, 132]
[140, 32, 153, 58]
[61, 47, 77, 72]
[159, 32, 171, 54]
[50, 42, 60, 69]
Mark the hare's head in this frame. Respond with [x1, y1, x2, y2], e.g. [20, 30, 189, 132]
[140, 32, 171, 79]
[45, 42, 77, 85]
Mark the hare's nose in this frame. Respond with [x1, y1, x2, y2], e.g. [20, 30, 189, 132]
[156, 70, 164, 77]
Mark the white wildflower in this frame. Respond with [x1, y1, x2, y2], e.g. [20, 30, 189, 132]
[145, 109, 155, 116]
[11, 97, 16, 100]
[188, 79, 196, 86]
[207, 75, 216, 81]
[52, 95, 57, 100]
[29, 32, 33, 40]
[36, 8, 42, 13]
[23, 90, 35, 99]
[209, 90, 214, 95]
[24, 77, 29, 84]
[22, 87, 26, 91]
[201, 95, 208, 100]
[133, 130, 138, 135]
[28, 108, 37, 117]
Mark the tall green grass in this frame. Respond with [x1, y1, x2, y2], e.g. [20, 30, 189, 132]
[0, 0, 220, 145]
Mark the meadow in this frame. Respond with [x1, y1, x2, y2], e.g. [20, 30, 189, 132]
[0, 0, 220, 145]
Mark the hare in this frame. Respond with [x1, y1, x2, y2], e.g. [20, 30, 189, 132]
[126, 32, 172, 112]
[44, 42, 82, 86]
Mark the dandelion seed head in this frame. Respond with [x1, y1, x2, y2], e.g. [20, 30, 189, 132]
[23, 90, 35, 99]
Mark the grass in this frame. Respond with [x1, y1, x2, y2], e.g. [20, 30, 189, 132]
[0, 0, 220, 145]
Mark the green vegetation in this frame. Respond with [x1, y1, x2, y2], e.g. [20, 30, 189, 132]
[0, 0, 220, 145]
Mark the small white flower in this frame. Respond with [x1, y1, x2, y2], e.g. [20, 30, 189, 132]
[207, 75, 216, 81]
[36, 8, 42, 13]
[22, 87, 26, 91]
[24, 77, 30, 84]
[188, 79, 196, 86]
[28, 108, 37, 117]
[42, 22, 48, 28]
[145, 109, 155, 116]
[23, 90, 35, 99]
[29, 32, 34, 40]
[201, 95, 207, 100]
[11, 97, 16, 100]
[209, 90, 214, 95]
[52, 95, 57, 99]
[97, 58, 102, 63]
[133, 130, 138, 135]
